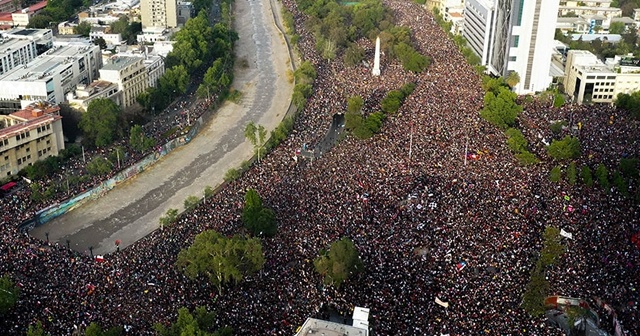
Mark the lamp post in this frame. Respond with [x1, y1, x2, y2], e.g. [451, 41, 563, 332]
[66, 239, 70, 249]
[45, 232, 49, 243]
[89, 246, 93, 258]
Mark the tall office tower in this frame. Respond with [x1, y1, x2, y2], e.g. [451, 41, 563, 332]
[140, 0, 178, 29]
[464, 0, 559, 94]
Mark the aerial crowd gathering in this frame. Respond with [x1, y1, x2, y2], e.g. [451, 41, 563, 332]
[1, 0, 639, 334]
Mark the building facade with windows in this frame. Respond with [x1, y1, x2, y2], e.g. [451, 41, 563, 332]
[99, 55, 148, 108]
[463, 0, 559, 94]
[0, 43, 101, 111]
[67, 80, 123, 111]
[0, 43, 102, 111]
[0, 38, 37, 76]
[140, 0, 178, 28]
[0, 102, 64, 176]
[564, 50, 640, 104]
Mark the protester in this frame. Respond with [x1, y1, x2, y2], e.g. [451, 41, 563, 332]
[0, 0, 637, 335]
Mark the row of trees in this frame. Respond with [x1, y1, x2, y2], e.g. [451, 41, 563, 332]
[550, 158, 639, 199]
[296, 0, 429, 72]
[345, 82, 416, 139]
[522, 227, 566, 316]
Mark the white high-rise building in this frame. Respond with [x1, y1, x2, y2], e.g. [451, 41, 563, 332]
[0, 39, 38, 76]
[140, 0, 178, 28]
[99, 56, 148, 108]
[463, 0, 559, 94]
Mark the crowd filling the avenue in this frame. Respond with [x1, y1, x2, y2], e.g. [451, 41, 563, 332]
[1, 0, 639, 335]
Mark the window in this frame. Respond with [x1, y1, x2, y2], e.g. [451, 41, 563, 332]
[511, 36, 520, 48]
[509, 56, 517, 62]
[587, 76, 595, 79]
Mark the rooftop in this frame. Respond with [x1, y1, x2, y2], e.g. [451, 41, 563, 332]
[101, 55, 142, 71]
[0, 44, 95, 82]
[27, 0, 48, 12]
[296, 318, 368, 336]
[0, 38, 33, 56]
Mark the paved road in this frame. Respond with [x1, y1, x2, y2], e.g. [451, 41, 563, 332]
[30, 0, 293, 255]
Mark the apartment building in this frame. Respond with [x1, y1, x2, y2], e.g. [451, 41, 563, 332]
[140, 0, 178, 28]
[99, 55, 148, 108]
[0, 102, 64, 176]
[0, 43, 102, 112]
[0, 38, 37, 76]
[67, 80, 123, 111]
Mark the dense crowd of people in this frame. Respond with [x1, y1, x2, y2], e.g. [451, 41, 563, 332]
[0, 0, 639, 335]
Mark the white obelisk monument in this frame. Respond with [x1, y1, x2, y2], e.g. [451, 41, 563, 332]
[372, 36, 381, 76]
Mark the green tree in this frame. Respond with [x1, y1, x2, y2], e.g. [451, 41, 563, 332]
[204, 186, 215, 198]
[242, 189, 277, 237]
[505, 71, 520, 88]
[86, 157, 113, 176]
[159, 65, 190, 97]
[159, 208, 179, 229]
[80, 98, 123, 147]
[567, 161, 578, 185]
[294, 61, 317, 84]
[343, 43, 365, 67]
[0, 275, 19, 314]
[73, 21, 92, 37]
[381, 90, 404, 114]
[224, 168, 241, 182]
[129, 125, 155, 153]
[84, 322, 122, 336]
[184, 195, 201, 211]
[244, 122, 268, 162]
[394, 42, 429, 72]
[154, 306, 233, 336]
[596, 163, 610, 190]
[547, 136, 581, 160]
[347, 96, 364, 114]
[619, 157, 639, 179]
[480, 87, 522, 129]
[550, 165, 562, 182]
[615, 91, 640, 119]
[176, 230, 265, 293]
[314, 237, 363, 288]
[27, 14, 53, 28]
[26, 321, 47, 336]
[505, 128, 528, 153]
[169, 11, 216, 72]
[581, 165, 594, 187]
[516, 151, 539, 165]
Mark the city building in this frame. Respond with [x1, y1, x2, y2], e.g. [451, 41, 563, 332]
[136, 26, 171, 43]
[463, 0, 497, 67]
[563, 49, 640, 104]
[57, 21, 78, 35]
[464, 0, 559, 94]
[558, 0, 621, 19]
[0, 38, 38, 76]
[176, 1, 193, 26]
[0, 43, 102, 112]
[1, 28, 53, 55]
[140, 0, 178, 28]
[296, 307, 369, 336]
[0, 101, 64, 176]
[89, 26, 123, 46]
[144, 53, 164, 88]
[11, 0, 49, 27]
[99, 55, 148, 108]
[0, 0, 19, 13]
[67, 80, 123, 111]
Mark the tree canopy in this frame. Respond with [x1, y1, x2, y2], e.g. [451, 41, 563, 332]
[154, 306, 232, 336]
[0, 275, 19, 314]
[480, 86, 522, 129]
[176, 230, 265, 293]
[547, 136, 581, 161]
[80, 98, 123, 148]
[84, 322, 122, 336]
[615, 91, 640, 119]
[242, 189, 277, 237]
[314, 237, 363, 288]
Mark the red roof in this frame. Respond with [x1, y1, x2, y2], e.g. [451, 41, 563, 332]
[0, 12, 12, 22]
[27, 0, 47, 12]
